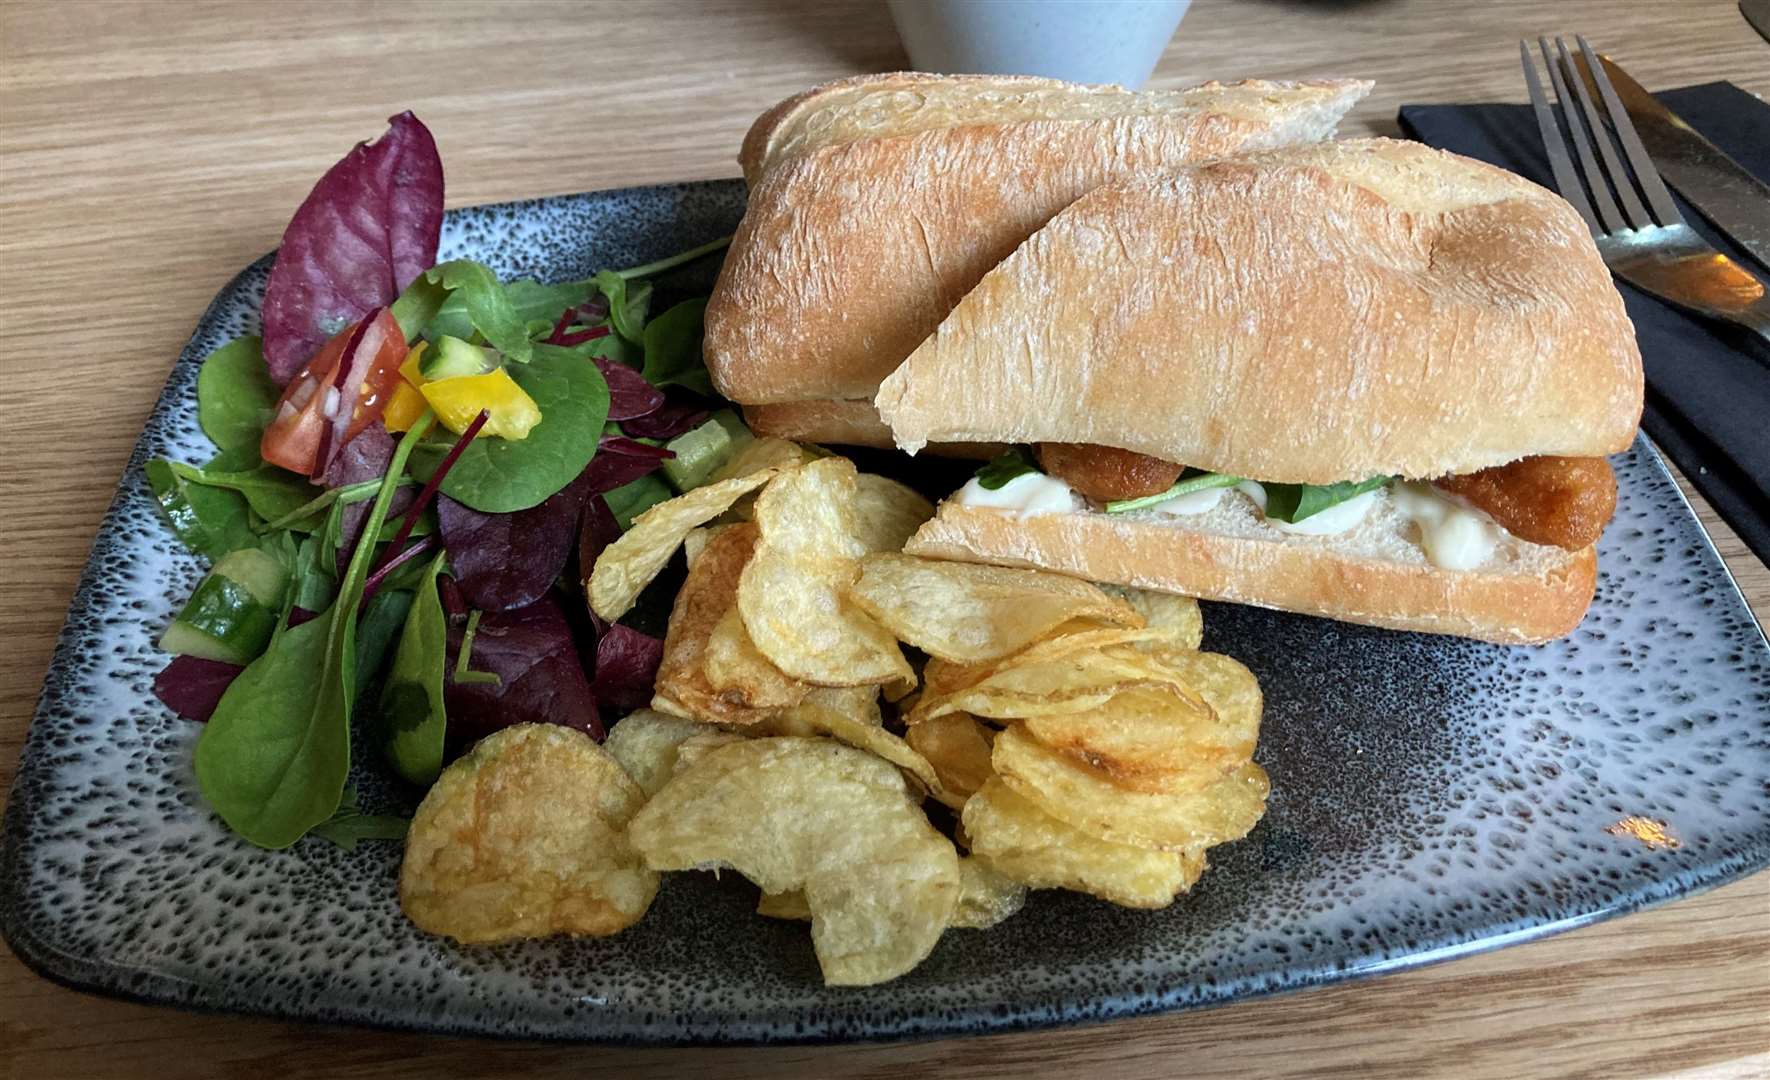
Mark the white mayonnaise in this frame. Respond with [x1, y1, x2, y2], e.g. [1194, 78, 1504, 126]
[1270, 488, 1380, 535]
[1151, 485, 1229, 516]
[954, 472, 1084, 519]
[1235, 480, 1268, 513]
[1389, 481, 1500, 570]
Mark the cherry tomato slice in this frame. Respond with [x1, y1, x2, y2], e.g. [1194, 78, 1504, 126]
[261, 308, 408, 478]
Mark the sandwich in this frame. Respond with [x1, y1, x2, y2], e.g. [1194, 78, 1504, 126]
[704, 72, 1373, 451]
[874, 139, 1644, 644]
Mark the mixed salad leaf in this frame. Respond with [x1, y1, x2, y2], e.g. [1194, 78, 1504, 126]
[261, 112, 443, 384]
[148, 112, 730, 850]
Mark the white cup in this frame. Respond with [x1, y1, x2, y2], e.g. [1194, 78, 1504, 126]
[886, 0, 1191, 89]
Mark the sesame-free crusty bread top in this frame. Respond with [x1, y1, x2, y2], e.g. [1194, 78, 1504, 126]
[876, 138, 1644, 484]
[706, 72, 1372, 407]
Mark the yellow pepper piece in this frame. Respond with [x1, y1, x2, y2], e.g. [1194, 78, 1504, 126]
[382, 344, 430, 432]
[399, 343, 428, 388]
[420, 368, 542, 440]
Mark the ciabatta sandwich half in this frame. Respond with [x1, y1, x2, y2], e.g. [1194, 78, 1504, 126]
[875, 139, 1644, 644]
[704, 71, 1372, 448]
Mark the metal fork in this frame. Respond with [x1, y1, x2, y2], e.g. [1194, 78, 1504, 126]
[1520, 35, 1770, 344]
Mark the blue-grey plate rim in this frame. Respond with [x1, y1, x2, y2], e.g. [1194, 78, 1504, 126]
[3, 178, 1768, 1046]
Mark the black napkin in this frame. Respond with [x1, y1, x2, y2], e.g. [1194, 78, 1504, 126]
[1399, 82, 1770, 565]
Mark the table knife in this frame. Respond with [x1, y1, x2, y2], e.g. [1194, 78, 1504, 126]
[1744, 0, 1770, 43]
[1580, 54, 1770, 274]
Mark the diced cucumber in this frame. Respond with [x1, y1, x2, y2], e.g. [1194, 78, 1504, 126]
[663, 410, 753, 492]
[604, 474, 674, 529]
[158, 549, 290, 664]
[421, 334, 496, 380]
[710, 408, 754, 449]
[214, 548, 289, 606]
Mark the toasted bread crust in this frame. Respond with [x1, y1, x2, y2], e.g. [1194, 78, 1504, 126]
[742, 398, 1003, 458]
[877, 139, 1643, 483]
[709, 74, 1371, 404]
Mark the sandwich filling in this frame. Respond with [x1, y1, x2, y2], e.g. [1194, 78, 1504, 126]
[954, 443, 1616, 572]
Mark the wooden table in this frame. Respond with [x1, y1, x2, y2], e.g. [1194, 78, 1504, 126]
[2, 1, 1766, 1076]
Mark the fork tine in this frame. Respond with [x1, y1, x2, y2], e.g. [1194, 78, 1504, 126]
[1554, 37, 1649, 230]
[1575, 36, 1684, 227]
[1519, 41, 1601, 235]
[1540, 37, 1626, 234]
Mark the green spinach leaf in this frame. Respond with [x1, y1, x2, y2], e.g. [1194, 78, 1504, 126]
[354, 587, 414, 678]
[194, 415, 435, 848]
[432, 278, 597, 343]
[592, 270, 651, 342]
[1262, 476, 1392, 523]
[640, 298, 712, 394]
[603, 473, 673, 529]
[421, 260, 531, 363]
[612, 235, 733, 281]
[390, 273, 450, 342]
[1106, 471, 1242, 514]
[309, 788, 410, 851]
[197, 337, 277, 453]
[408, 342, 611, 513]
[286, 532, 339, 613]
[169, 461, 320, 525]
[974, 447, 1040, 491]
[145, 458, 256, 559]
[378, 551, 450, 786]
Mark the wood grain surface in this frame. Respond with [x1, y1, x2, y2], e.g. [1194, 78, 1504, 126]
[2, 1, 1766, 1077]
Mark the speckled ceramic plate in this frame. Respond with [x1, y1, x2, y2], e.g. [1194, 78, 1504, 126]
[4, 180, 1769, 1044]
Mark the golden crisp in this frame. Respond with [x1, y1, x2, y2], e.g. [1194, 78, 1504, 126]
[962, 779, 1205, 908]
[652, 523, 782, 727]
[589, 470, 778, 621]
[905, 712, 996, 808]
[710, 436, 819, 484]
[912, 644, 1188, 725]
[993, 724, 1270, 851]
[602, 709, 712, 798]
[399, 724, 658, 943]
[703, 606, 810, 711]
[1104, 586, 1204, 651]
[851, 475, 935, 554]
[629, 737, 960, 986]
[1021, 685, 1250, 794]
[848, 554, 1142, 663]
[776, 688, 944, 799]
[673, 730, 750, 771]
[757, 889, 813, 921]
[915, 625, 1181, 720]
[737, 458, 912, 687]
[765, 863, 1021, 931]
[951, 856, 1027, 929]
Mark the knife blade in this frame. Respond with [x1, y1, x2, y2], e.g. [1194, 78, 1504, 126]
[1744, 0, 1770, 44]
[1576, 53, 1770, 274]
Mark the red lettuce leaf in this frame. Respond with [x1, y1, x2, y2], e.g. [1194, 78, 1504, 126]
[444, 596, 603, 742]
[437, 468, 593, 611]
[591, 624, 663, 708]
[597, 356, 666, 421]
[152, 655, 245, 722]
[620, 399, 709, 440]
[261, 112, 443, 384]
[581, 436, 673, 495]
[577, 494, 622, 592]
[324, 422, 413, 565]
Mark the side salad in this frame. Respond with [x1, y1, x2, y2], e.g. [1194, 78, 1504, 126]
[149, 113, 746, 849]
